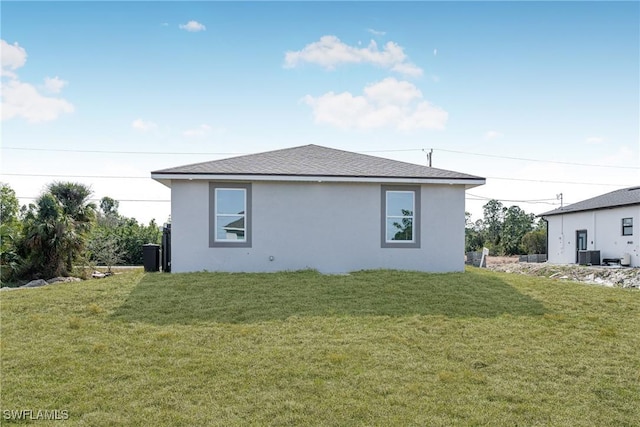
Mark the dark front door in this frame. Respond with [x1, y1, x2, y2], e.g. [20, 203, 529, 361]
[576, 230, 587, 263]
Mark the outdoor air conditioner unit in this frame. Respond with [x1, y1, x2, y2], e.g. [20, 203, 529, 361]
[621, 253, 631, 267]
[578, 250, 600, 266]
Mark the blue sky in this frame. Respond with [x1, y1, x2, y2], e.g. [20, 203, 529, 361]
[2, 1, 638, 224]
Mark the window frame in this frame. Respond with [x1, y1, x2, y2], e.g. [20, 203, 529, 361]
[381, 185, 421, 248]
[622, 217, 633, 236]
[209, 183, 252, 248]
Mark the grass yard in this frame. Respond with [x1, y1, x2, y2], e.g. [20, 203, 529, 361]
[1, 269, 639, 426]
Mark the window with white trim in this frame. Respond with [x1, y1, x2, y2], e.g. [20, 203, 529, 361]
[381, 185, 420, 248]
[622, 218, 633, 236]
[209, 183, 251, 247]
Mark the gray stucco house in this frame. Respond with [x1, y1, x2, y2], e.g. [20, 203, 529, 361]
[151, 144, 485, 273]
[540, 186, 640, 267]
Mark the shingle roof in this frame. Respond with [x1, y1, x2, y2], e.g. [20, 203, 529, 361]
[152, 144, 484, 181]
[540, 186, 640, 217]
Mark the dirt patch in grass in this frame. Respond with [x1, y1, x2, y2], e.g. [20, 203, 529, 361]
[485, 256, 520, 266]
[486, 258, 639, 289]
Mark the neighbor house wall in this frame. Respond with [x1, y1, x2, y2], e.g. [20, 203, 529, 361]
[546, 205, 640, 267]
[170, 180, 466, 273]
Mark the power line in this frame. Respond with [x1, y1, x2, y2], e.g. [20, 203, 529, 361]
[1, 146, 423, 155]
[1, 146, 426, 156]
[433, 147, 639, 170]
[466, 197, 559, 206]
[3, 173, 148, 179]
[17, 196, 169, 202]
[3, 145, 638, 170]
[466, 193, 559, 205]
[1, 147, 246, 156]
[359, 148, 424, 153]
[17, 194, 562, 206]
[485, 176, 629, 187]
[467, 193, 557, 202]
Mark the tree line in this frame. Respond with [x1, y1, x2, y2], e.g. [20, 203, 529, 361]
[0, 182, 162, 283]
[466, 199, 547, 256]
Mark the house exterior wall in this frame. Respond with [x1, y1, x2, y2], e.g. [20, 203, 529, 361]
[545, 205, 640, 267]
[170, 180, 466, 273]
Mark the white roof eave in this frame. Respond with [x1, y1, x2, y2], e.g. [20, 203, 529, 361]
[151, 173, 486, 188]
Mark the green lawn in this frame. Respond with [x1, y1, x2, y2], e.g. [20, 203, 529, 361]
[1, 269, 638, 426]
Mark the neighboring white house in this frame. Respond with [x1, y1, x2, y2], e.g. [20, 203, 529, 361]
[151, 144, 485, 274]
[540, 186, 640, 267]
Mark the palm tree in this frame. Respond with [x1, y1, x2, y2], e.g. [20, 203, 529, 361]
[21, 183, 96, 277]
[22, 194, 68, 277]
[47, 182, 96, 272]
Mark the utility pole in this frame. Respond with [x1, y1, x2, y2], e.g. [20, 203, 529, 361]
[556, 193, 563, 208]
[423, 149, 433, 167]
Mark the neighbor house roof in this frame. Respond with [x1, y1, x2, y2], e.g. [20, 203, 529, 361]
[540, 186, 640, 217]
[152, 144, 485, 187]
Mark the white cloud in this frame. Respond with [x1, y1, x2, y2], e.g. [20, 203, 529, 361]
[1, 40, 27, 78]
[183, 124, 212, 137]
[1, 79, 74, 122]
[585, 136, 605, 144]
[367, 28, 386, 36]
[390, 62, 424, 78]
[131, 119, 157, 132]
[433, 48, 438, 56]
[1, 40, 74, 122]
[303, 77, 447, 131]
[484, 130, 503, 140]
[179, 21, 206, 32]
[284, 35, 423, 77]
[43, 76, 68, 93]
[363, 78, 422, 106]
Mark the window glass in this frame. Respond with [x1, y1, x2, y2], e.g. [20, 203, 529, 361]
[386, 191, 414, 216]
[215, 188, 246, 242]
[386, 218, 413, 241]
[622, 218, 633, 236]
[216, 189, 245, 215]
[386, 191, 414, 242]
[216, 216, 245, 241]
